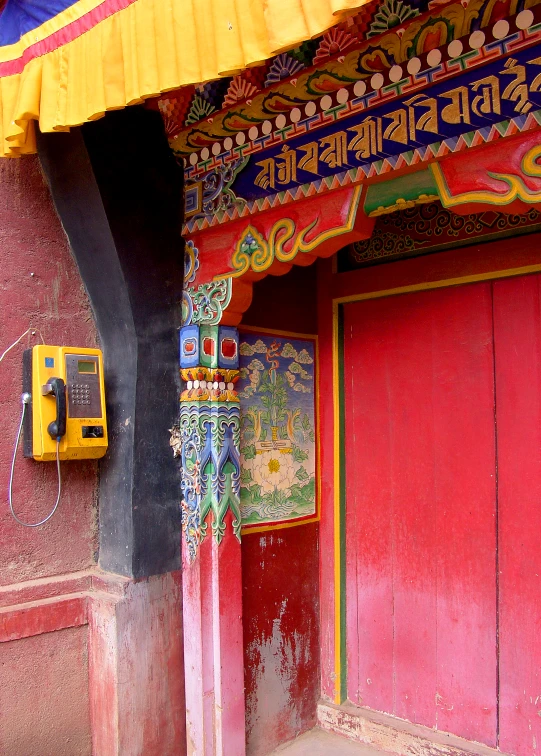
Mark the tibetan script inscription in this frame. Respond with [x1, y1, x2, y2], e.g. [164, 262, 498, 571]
[243, 51, 541, 198]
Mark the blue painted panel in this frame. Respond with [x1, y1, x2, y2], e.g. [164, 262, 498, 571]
[218, 326, 239, 369]
[180, 324, 199, 368]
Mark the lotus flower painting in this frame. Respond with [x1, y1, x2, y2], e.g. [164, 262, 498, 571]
[238, 332, 317, 528]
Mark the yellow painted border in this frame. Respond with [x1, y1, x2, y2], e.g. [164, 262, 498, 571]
[431, 156, 541, 209]
[332, 298, 342, 703]
[239, 324, 317, 340]
[238, 325, 321, 536]
[334, 263, 541, 306]
[330, 258, 541, 704]
[224, 185, 363, 280]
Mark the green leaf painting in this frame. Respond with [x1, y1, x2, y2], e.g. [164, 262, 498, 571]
[243, 444, 256, 460]
[292, 445, 308, 463]
[295, 466, 309, 481]
[238, 333, 317, 526]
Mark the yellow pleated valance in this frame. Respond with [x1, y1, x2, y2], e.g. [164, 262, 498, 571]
[0, 0, 369, 157]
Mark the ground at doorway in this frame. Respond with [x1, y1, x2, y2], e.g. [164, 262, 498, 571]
[270, 728, 392, 755]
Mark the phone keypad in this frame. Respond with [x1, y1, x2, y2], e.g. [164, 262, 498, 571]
[71, 383, 91, 406]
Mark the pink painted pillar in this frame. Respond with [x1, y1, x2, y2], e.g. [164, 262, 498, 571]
[212, 511, 245, 754]
[178, 325, 246, 756]
[88, 571, 186, 755]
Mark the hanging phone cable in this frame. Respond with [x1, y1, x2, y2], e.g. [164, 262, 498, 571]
[8, 393, 62, 527]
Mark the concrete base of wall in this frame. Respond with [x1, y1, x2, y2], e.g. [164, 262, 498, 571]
[317, 702, 508, 756]
[0, 569, 185, 756]
[270, 727, 386, 755]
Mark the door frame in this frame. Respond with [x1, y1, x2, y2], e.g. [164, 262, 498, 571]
[317, 233, 541, 704]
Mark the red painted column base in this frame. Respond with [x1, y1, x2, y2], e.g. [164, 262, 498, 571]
[183, 510, 246, 756]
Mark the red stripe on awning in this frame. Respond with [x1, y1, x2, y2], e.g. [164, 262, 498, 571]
[0, 0, 138, 77]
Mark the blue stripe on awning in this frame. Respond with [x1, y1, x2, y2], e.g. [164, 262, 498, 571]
[0, 0, 80, 46]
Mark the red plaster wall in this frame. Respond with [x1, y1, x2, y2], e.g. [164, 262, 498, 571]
[0, 156, 98, 585]
[243, 526, 320, 756]
[0, 626, 91, 755]
[0, 157, 98, 752]
[242, 264, 320, 756]
[242, 263, 318, 335]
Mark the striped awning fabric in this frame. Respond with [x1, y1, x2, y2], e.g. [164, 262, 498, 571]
[0, 0, 368, 156]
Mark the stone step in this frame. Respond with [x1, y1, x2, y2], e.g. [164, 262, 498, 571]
[317, 702, 507, 756]
[269, 728, 389, 755]
[269, 704, 510, 756]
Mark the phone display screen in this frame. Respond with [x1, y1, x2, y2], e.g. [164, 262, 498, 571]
[78, 360, 96, 374]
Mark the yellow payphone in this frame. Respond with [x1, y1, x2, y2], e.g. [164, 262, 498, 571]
[24, 345, 108, 461]
[8, 345, 108, 527]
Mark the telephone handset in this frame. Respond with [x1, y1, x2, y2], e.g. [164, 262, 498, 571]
[42, 377, 67, 439]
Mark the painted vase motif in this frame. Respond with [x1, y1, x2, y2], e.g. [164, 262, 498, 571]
[238, 333, 317, 527]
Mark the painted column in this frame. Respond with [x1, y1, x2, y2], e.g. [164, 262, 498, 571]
[174, 308, 246, 756]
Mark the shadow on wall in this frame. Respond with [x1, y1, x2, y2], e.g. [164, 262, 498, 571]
[240, 262, 321, 756]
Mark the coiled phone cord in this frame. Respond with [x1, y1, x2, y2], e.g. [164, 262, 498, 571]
[8, 393, 62, 527]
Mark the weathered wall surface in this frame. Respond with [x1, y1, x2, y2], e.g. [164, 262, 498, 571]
[242, 265, 320, 756]
[0, 155, 98, 585]
[0, 156, 98, 753]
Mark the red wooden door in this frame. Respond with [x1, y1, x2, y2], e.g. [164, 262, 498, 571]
[493, 276, 541, 755]
[344, 283, 498, 745]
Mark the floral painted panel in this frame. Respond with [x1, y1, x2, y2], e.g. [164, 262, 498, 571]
[238, 332, 317, 528]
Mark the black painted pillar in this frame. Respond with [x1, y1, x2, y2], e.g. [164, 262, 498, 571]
[38, 107, 183, 578]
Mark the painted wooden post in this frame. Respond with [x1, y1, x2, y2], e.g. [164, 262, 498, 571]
[177, 319, 245, 756]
